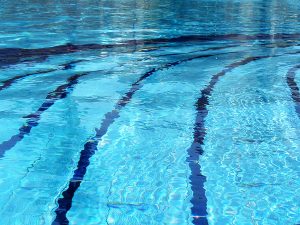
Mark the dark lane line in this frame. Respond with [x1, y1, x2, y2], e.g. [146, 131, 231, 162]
[0, 68, 56, 92]
[286, 65, 300, 116]
[51, 52, 230, 225]
[0, 59, 85, 92]
[188, 56, 267, 225]
[1, 33, 299, 67]
[189, 51, 300, 225]
[155, 44, 240, 58]
[0, 72, 89, 157]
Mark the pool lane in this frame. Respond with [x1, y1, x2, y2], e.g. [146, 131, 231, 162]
[0, 59, 87, 92]
[0, 44, 244, 159]
[0, 54, 120, 155]
[0, 40, 299, 225]
[0, 71, 89, 156]
[65, 52, 241, 225]
[0, 52, 167, 225]
[202, 54, 300, 224]
[52, 50, 239, 225]
[186, 55, 276, 225]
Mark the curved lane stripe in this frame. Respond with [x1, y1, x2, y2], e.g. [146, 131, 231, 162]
[188, 56, 269, 225]
[0, 72, 88, 157]
[0, 59, 85, 92]
[0, 69, 56, 91]
[286, 65, 300, 115]
[189, 51, 300, 225]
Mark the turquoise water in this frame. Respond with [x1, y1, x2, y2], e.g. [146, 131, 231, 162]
[0, 0, 300, 224]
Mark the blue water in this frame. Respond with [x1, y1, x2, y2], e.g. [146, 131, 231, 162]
[0, 0, 300, 224]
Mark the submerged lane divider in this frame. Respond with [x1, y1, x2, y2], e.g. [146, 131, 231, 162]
[286, 65, 300, 116]
[0, 72, 89, 157]
[51, 52, 233, 225]
[0, 59, 85, 92]
[187, 56, 268, 225]
[188, 50, 300, 225]
[0, 68, 56, 91]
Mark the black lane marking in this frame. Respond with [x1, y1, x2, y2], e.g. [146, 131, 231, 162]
[187, 56, 269, 225]
[51, 52, 227, 225]
[188, 51, 300, 225]
[155, 44, 240, 58]
[286, 65, 300, 116]
[0, 68, 57, 92]
[0, 72, 88, 157]
[0, 59, 85, 92]
[1, 33, 299, 67]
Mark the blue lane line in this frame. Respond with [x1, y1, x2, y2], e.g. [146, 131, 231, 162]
[0, 59, 84, 92]
[51, 52, 225, 225]
[187, 56, 268, 225]
[0, 72, 88, 157]
[0, 68, 57, 91]
[188, 50, 300, 224]
[286, 65, 300, 116]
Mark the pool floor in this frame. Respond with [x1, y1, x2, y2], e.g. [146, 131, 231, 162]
[0, 1, 300, 225]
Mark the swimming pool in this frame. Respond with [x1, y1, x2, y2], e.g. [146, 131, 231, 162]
[0, 0, 300, 224]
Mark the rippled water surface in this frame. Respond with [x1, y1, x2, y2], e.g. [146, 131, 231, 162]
[0, 0, 300, 225]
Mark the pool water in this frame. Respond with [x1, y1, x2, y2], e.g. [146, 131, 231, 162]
[0, 0, 300, 224]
